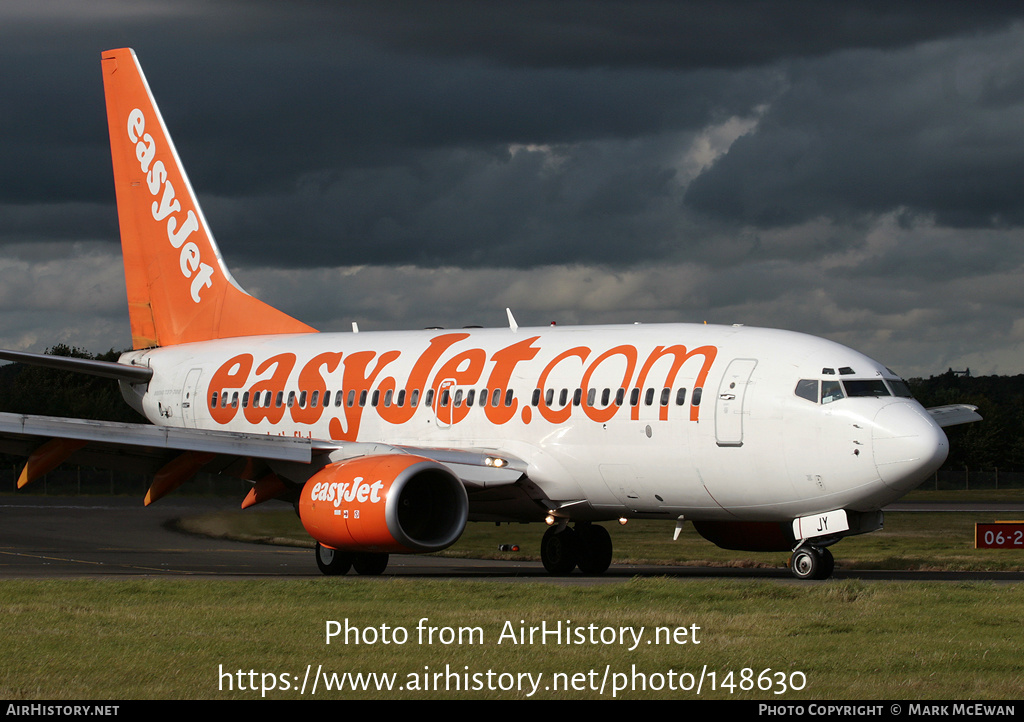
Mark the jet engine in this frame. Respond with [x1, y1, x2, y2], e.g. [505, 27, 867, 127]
[298, 454, 468, 553]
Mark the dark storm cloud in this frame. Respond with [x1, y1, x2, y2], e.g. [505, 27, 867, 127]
[5, 1, 1024, 375]
[685, 27, 1024, 228]
[209, 137, 691, 268]
[336, 0, 1024, 70]
[0, 2, 775, 202]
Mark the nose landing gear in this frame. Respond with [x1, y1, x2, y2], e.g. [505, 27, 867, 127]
[789, 545, 835, 580]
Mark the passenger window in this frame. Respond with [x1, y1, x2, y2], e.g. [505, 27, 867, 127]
[660, 388, 670, 406]
[692, 388, 702, 406]
[505, 389, 514, 406]
[675, 388, 687, 405]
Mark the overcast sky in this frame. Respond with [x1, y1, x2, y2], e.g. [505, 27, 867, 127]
[3, 1, 1024, 377]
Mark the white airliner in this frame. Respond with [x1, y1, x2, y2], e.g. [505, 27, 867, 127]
[0, 48, 980, 580]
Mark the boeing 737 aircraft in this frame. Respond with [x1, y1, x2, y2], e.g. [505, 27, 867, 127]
[0, 48, 981, 580]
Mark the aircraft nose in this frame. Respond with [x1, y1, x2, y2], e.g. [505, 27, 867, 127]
[872, 402, 948, 493]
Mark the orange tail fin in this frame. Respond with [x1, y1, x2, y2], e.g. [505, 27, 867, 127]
[101, 48, 316, 349]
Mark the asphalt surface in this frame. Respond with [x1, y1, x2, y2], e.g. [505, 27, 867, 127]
[1, 495, 1022, 582]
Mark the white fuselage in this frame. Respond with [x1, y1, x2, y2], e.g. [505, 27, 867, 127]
[119, 322, 948, 524]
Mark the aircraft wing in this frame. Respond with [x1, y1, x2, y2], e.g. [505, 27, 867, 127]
[0, 412, 525, 505]
[926, 404, 983, 428]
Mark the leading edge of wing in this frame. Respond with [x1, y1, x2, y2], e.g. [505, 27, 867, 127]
[0, 412, 525, 494]
[0, 412, 315, 463]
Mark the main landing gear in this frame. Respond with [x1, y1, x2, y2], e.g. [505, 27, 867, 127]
[541, 522, 613, 575]
[315, 543, 390, 576]
[789, 545, 834, 580]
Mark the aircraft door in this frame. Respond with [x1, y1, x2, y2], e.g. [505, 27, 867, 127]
[181, 368, 203, 428]
[715, 358, 757, 447]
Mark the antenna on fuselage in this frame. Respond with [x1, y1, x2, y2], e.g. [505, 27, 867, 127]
[506, 308, 519, 332]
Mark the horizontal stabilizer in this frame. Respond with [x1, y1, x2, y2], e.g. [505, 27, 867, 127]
[0, 349, 153, 383]
[927, 404, 982, 428]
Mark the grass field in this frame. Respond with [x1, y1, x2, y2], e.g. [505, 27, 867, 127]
[0, 491, 1019, 700]
[1, 577, 1022, 700]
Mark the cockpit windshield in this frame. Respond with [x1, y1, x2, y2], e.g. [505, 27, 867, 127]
[794, 376, 914, 404]
[842, 380, 890, 398]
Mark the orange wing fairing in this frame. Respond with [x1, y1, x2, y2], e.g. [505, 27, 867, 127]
[205, 335, 719, 440]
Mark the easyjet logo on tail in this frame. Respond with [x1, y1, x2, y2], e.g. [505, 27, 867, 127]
[126, 108, 214, 303]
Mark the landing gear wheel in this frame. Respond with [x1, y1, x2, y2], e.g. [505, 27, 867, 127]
[352, 552, 390, 576]
[576, 524, 613, 575]
[315, 543, 352, 576]
[541, 526, 578, 574]
[790, 546, 834, 580]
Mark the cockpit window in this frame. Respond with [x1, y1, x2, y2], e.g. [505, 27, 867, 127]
[795, 379, 818, 403]
[804, 375, 911, 404]
[887, 379, 914, 398]
[821, 380, 845, 404]
[842, 380, 891, 398]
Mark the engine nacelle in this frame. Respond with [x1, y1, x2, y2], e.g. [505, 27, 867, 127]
[298, 454, 468, 554]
